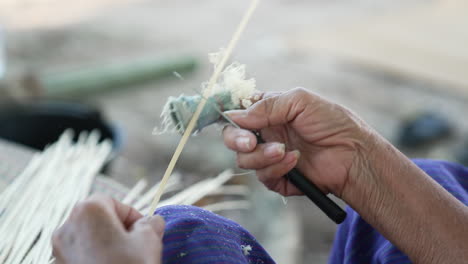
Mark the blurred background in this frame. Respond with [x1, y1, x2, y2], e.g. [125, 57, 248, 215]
[0, 0, 467, 263]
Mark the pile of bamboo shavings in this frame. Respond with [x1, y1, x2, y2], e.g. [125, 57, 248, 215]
[123, 170, 251, 215]
[147, 0, 260, 215]
[141, 169, 238, 215]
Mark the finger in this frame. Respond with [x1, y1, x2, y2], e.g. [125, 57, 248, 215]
[52, 229, 66, 264]
[222, 126, 257, 152]
[226, 88, 316, 130]
[131, 215, 165, 238]
[85, 194, 143, 229]
[236, 142, 286, 169]
[54, 255, 65, 264]
[265, 176, 302, 197]
[110, 199, 143, 229]
[256, 150, 300, 185]
[130, 216, 165, 263]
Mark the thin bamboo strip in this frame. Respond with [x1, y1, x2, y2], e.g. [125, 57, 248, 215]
[161, 170, 233, 206]
[0, 154, 42, 217]
[132, 173, 181, 211]
[141, 170, 234, 215]
[122, 178, 148, 205]
[147, 0, 260, 214]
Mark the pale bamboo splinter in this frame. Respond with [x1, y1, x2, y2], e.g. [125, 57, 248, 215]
[147, 0, 260, 215]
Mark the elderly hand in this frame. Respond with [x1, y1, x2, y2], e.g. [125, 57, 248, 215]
[224, 88, 468, 264]
[223, 88, 373, 197]
[52, 195, 164, 264]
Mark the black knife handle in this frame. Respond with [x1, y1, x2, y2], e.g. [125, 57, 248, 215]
[255, 133, 346, 224]
[287, 168, 346, 224]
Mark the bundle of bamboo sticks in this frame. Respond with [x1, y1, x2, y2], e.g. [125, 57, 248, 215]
[0, 130, 249, 264]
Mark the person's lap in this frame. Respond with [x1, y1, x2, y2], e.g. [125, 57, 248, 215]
[157, 160, 468, 264]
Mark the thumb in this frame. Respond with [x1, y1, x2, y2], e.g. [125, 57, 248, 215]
[132, 215, 165, 237]
[226, 89, 307, 130]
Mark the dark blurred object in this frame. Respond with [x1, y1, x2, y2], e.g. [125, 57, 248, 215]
[455, 139, 468, 166]
[0, 25, 5, 81]
[0, 101, 122, 173]
[0, 55, 197, 100]
[397, 112, 453, 148]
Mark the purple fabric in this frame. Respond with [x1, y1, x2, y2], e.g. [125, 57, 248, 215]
[328, 159, 468, 264]
[155, 205, 275, 264]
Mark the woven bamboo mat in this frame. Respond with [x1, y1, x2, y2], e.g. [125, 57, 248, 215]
[0, 139, 129, 200]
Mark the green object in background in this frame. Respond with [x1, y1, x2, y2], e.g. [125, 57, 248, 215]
[41, 56, 197, 97]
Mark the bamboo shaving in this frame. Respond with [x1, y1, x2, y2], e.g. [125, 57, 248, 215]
[158, 169, 234, 207]
[208, 62, 257, 108]
[141, 169, 235, 215]
[122, 178, 148, 205]
[132, 173, 181, 211]
[147, 0, 260, 216]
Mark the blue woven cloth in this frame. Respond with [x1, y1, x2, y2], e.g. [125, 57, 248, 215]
[329, 159, 468, 264]
[155, 205, 275, 264]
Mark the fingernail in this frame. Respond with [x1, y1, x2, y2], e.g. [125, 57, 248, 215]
[285, 150, 301, 164]
[252, 92, 262, 101]
[264, 143, 285, 158]
[225, 110, 247, 119]
[236, 137, 251, 150]
[148, 215, 165, 236]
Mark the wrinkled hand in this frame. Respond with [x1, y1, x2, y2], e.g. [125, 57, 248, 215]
[52, 195, 164, 264]
[223, 88, 373, 197]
